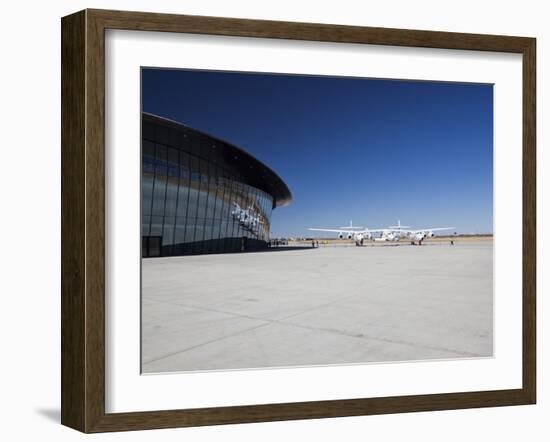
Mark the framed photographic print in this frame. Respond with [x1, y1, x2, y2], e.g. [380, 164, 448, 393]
[61, 9, 536, 433]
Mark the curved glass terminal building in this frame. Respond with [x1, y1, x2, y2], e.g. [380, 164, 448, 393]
[142, 113, 292, 257]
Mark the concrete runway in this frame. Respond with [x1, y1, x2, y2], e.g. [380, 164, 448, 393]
[141, 240, 493, 373]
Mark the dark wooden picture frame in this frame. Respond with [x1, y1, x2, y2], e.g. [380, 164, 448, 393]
[61, 8, 536, 433]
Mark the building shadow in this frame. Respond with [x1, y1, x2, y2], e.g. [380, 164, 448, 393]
[252, 245, 317, 253]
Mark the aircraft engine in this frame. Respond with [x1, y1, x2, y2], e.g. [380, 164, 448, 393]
[427, 231, 435, 238]
[338, 233, 344, 239]
[346, 233, 353, 239]
[415, 232, 425, 241]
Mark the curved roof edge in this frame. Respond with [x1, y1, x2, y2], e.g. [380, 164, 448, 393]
[142, 113, 292, 208]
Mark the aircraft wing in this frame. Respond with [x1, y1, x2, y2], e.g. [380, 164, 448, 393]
[308, 228, 386, 234]
[309, 228, 348, 233]
[405, 227, 456, 233]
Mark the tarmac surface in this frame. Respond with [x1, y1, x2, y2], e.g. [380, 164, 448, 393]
[141, 240, 493, 373]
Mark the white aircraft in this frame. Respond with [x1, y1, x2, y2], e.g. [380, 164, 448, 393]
[308, 221, 386, 246]
[309, 220, 455, 246]
[372, 220, 411, 242]
[386, 221, 456, 244]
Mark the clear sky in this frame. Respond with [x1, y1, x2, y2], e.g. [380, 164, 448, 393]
[142, 68, 493, 237]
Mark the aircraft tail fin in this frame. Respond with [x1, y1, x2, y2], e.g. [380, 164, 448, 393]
[340, 220, 364, 230]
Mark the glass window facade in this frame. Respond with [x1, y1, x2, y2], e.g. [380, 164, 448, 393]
[142, 113, 290, 257]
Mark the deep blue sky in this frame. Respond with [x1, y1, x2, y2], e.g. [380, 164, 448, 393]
[142, 68, 493, 236]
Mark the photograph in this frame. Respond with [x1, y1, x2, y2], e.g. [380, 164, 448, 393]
[140, 68, 494, 374]
[51, 3, 539, 434]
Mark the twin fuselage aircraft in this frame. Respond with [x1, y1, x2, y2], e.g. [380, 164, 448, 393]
[309, 220, 455, 246]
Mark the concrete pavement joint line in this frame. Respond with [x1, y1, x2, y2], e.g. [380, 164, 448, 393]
[142, 276, 416, 326]
[142, 320, 272, 366]
[275, 322, 484, 358]
[143, 298, 280, 323]
[143, 309, 481, 368]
